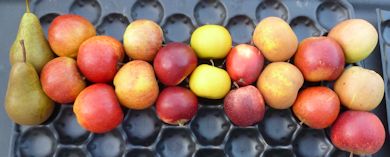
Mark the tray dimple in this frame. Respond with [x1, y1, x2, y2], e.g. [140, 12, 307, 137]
[131, 0, 164, 24]
[225, 128, 265, 157]
[162, 14, 195, 43]
[53, 107, 90, 145]
[195, 148, 225, 157]
[69, 0, 101, 25]
[86, 129, 125, 157]
[290, 16, 322, 41]
[226, 15, 255, 45]
[255, 0, 288, 22]
[316, 1, 349, 30]
[190, 108, 230, 146]
[263, 149, 295, 157]
[18, 127, 57, 157]
[292, 128, 333, 157]
[258, 108, 298, 146]
[39, 13, 60, 38]
[122, 109, 161, 146]
[194, 0, 226, 26]
[55, 147, 87, 157]
[156, 128, 196, 157]
[125, 149, 156, 157]
[96, 13, 130, 41]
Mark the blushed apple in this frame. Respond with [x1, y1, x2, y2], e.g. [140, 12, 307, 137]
[156, 86, 198, 125]
[154, 42, 197, 86]
[77, 36, 124, 83]
[294, 37, 345, 82]
[48, 14, 96, 58]
[40, 57, 86, 104]
[224, 85, 265, 126]
[331, 111, 385, 155]
[226, 44, 264, 86]
[292, 86, 340, 129]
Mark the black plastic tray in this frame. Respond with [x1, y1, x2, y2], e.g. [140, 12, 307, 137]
[1, 0, 390, 157]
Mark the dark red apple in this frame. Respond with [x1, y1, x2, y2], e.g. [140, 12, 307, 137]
[77, 36, 124, 83]
[74, 83, 123, 133]
[40, 57, 86, 104]
[294, 37, 345, 82]
[292, 86, 340, 129]
[224, 85, 265, 126]
[48, 14, 96, 58]
[331, 111, 385, 155]
[226, 44, 264, 86]
[153, 42, 197, 86]
[156, 86, 198, 125]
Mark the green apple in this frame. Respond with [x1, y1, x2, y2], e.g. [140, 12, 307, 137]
[190, 25, 232, 59]
[189, 64, 231, 99]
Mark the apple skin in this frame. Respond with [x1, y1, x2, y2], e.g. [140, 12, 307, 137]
[189, 64, 231, 99]
[74, 84, 123, 133]
[156, 86, 198, 125]
[77, 36, 124, 83]
[153, 42, 197, 86]
[292, 86, 340, 129]
[48, 14, 96, 58]
[331, 111, 385, 155]
[226, 44, 264, 86]
[190, 25, 232, 59]
[224, 85, 265, 127]
[328, 19, 378, 63]
[294, 37, 345, 82]
[40, 57, 86, 104]
[123, 19, 163, 61]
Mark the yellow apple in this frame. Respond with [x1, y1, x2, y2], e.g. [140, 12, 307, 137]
[189, 64, 231, 99]
[190, 25, 232, 59]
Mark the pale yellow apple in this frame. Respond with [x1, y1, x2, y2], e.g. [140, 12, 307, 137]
[190, 25, 232, 59]
[189, 64, 231, 99]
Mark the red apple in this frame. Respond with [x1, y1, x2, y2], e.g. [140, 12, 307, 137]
[156, 86, 198, 125]
[224, 85, 265, 126]
[77, 36, 124, 83]
[74, 83, 123, 133]
[40, 57, 86, 104]
[154, 42, 197, 86]
[331, 111, 385, 155]
[292, 86, 340, 129]
[48, 14, 96, 58]
[294, 37, 345, 82]
[226, 44, 264, 86]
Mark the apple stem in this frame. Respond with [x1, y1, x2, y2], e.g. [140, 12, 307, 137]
[219, 59, 226, 68]
[349, 152, 353, 157]
[233, 82, 239, 89]
[25, 0, 30, 13]
[209, 59, 215, 67]
[299, 121, 304, 126]
[19, 40, 26, 63]
[116, 62, 124, 69]
[178, 122, 184, 127]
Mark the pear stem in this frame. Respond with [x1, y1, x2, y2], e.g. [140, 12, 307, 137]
[19, 40, 26, 63]
[209, 59, 215, 67]
[349, 152, 353, 157]
[25, 0, 30, 13]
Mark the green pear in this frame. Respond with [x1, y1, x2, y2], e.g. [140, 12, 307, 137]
[9, 0, 54, 72]
[5, 40, 54, 125]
